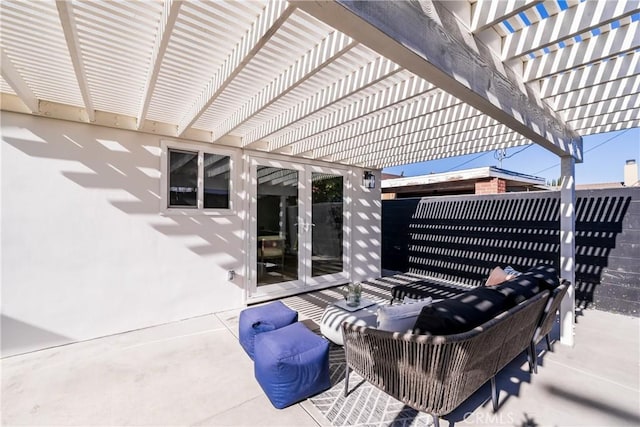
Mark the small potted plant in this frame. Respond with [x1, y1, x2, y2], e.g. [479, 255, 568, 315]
[344, 282, 363, 307]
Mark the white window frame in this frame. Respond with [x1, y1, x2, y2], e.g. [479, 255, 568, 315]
[160, 140, 239, 216]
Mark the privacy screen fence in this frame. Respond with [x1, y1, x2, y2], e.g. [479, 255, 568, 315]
[382, 188, 639, 316]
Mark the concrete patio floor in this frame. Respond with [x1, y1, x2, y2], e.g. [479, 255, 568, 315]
[2, 302, 639, 426]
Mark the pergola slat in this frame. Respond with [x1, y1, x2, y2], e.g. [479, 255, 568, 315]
[211, 31, 356, 142]
[346, 132, 528, 169]
[291, 88, 453, 156]
[560, 92, 640, 122]
[176, 0, 295, 136]
[268, 73, 432, 152]
[502, 0, 640, 61]
[308, 92, 469, 158]
[296, 0, 583, 161]
[1, 0, 638, 171]
[550, 76, 640, 111]
[539, 53, 639, 99]
[471, 0, 542, 34]
[522, 20, 640, 83]
[568, 107, 640, 130]
[241, 56, 402, 147]
[328, 111, 504, 163]
[576, 118, 640, 136]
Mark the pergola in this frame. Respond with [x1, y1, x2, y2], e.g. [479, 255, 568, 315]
[2, 0, 639, 344]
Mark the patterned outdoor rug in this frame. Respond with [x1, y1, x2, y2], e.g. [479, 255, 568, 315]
[280, 275, 439, 427]
[308, 343, 436, 427]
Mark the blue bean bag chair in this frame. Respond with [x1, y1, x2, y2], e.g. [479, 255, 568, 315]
[238, 301, 297, 360]
[254, 322, 331, 409]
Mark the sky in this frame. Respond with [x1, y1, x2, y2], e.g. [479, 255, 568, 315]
[383, 128, 640, 185]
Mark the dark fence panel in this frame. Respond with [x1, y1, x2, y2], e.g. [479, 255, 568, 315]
[382, 188, 640, 316]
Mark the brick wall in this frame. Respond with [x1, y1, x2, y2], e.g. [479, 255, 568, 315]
[474, 177, 506, 194]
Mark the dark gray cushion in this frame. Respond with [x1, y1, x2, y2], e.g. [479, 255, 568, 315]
[525, 264, 560, 290]
[412, 287, 508, 335]
[493, 265, 559, 306]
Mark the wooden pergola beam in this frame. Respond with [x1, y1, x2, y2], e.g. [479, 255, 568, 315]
[56, 0, 95, 122]
[136, 0, 183, 129]
[0, 49, 39, 113]
[294, 0, 583, 161]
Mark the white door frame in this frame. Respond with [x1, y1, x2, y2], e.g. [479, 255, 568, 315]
[246, 154, 351, 303]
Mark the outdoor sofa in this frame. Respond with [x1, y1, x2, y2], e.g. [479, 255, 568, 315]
[341, 265, 569, 427]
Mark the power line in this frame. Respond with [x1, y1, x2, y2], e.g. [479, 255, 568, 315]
[445, 144, 534, 173]
[582, 128, 632, 154]
[443, 151, 490, 172]
[532, 129, 632, 175]
[503, 144, 534, 159]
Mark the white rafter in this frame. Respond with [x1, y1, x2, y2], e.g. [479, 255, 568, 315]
[268, 74, 433, 151]
[177, 0, 295, 136]
[539, 53, 640, 99]
[55, 0, 95, 122]
[0, 49, 39, 113]
[136, 0, 182, 130]
[471, 0, 542, 33]
[211, 32, 356, 142]
[522, 20, 640, 83]
[241, 56, 401, 147]
[502, 0, 640, 61]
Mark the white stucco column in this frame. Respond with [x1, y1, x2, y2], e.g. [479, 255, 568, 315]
[560, 155, 576, 346]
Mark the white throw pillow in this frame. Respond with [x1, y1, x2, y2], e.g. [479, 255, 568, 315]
[377, 297, 433, 333]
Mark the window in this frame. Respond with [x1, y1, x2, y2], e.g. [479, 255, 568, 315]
[203, 153, 230, 209]
[162, 141, 235, 214]
[168, 149, 198, 207]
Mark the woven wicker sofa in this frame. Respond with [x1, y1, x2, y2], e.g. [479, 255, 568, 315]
[341, 266, 569, 427]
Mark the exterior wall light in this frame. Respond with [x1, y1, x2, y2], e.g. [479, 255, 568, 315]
[363, 171, 376, 189]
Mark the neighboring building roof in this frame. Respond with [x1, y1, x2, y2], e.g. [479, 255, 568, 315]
[382, 167, 547, 196]
[381, 172, 403, 180]
[575, 182, 626, 190]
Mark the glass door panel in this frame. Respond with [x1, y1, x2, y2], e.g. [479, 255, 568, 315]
[311, 173, 344, 277]
[256, 166, 299, 287]
[248, 157, 349, 302]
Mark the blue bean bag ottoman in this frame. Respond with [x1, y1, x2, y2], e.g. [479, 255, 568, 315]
[239, 301, 298, 360]
[254, 322, 331, 409]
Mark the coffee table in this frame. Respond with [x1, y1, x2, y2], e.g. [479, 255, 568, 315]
[320, 298, 385, 345]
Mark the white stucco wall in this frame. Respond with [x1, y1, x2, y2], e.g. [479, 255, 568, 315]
[348, 169, 382, 283]
[0, 111, 381, 357]
[1, 112, 247, 356]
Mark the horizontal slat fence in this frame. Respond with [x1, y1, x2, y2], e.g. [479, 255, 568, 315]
[382, 188, 639, 316]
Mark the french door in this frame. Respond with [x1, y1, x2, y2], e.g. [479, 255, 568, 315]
[247, 156, 350, 302]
